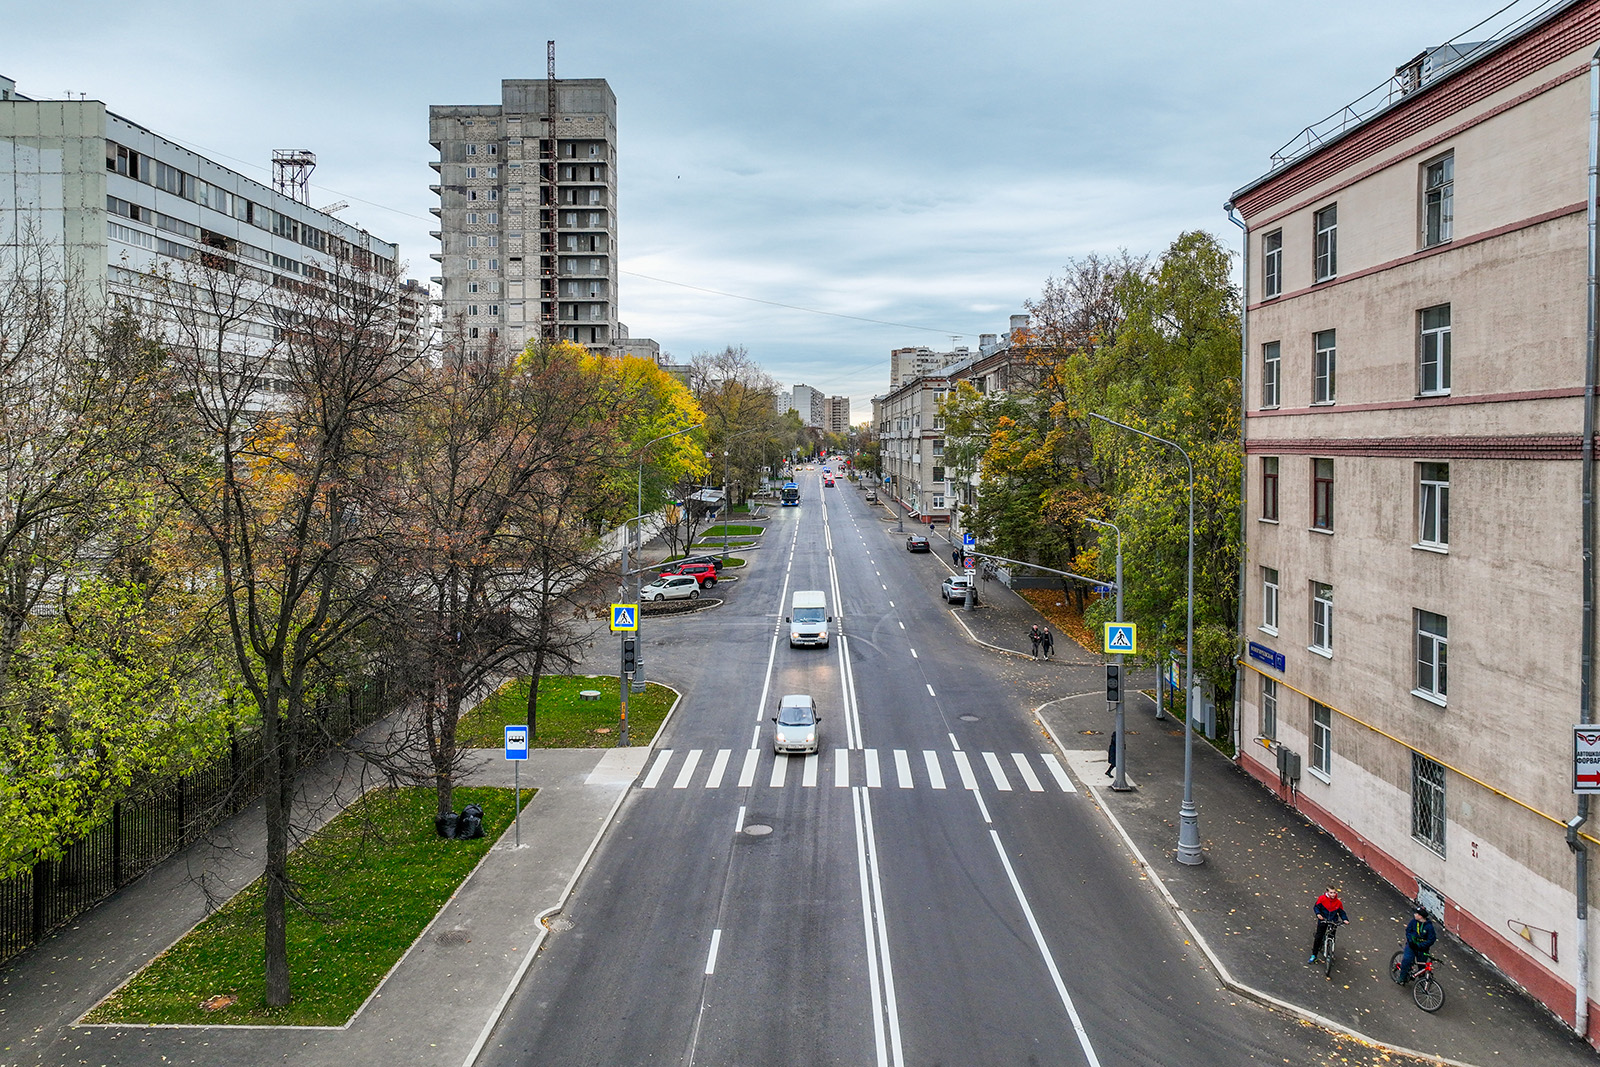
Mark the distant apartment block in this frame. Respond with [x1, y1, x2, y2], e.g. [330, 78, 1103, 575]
[825, 395, 851, 435]
[430, 78, 618, 355]
[1229, 0, 1600, 1039]
[780, 384, 825, 428]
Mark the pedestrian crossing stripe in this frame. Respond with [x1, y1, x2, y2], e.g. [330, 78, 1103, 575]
[638, 748, 1077, 793]
[1104, 622, 1136, 654]
[611, 603, 638, 631]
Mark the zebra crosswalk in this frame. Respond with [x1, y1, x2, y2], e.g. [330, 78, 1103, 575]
[639, 747, 1078, 794]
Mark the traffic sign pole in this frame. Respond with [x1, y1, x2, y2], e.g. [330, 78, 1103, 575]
[504, 725, 529, 846]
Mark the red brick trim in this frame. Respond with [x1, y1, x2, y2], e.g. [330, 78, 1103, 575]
[1246, 201, 1586, 312]
[1250, 386, 1585, 418]
[1244, 434, 1584, 459]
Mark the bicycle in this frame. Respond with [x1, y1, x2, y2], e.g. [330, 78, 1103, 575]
[1390, 950, 1445, 1012]
[1315, 918, 1348, 977]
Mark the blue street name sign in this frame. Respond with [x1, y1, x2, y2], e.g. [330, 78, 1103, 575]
[504, 725, 529, 761]
[1247, 641, 1286, 672]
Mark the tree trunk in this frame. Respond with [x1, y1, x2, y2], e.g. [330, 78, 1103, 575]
[260, 680, 291, 1008]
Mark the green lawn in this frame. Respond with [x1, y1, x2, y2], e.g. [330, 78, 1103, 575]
[700, 523, 763, 537]
[457, 674, 675, 748]
[691, 540, 757, 551]
[86, 786, 530, 1026]
[663, 553, 744, 568]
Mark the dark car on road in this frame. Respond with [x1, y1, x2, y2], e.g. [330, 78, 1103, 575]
[906, 534, 930, 552]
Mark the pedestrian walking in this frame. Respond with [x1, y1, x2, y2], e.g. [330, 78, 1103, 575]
[1105, 732, 1116, 777]
[952, 544, 961, 565]
[1041, 627, 1054, 659]
[1028, 625, 1042, 659]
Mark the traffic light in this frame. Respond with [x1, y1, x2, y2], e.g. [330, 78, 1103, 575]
[1105, 664, 1122, 703]
[621, 637, 638, 675]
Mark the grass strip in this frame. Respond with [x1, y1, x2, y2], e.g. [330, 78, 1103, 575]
[86, 785, 530, 1027]
[699, 523, 762, 537]
[457, 674, 674, 748]
[662, 554, 744, 568]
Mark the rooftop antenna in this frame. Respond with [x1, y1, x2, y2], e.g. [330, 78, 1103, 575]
[272, 149, 316, 204]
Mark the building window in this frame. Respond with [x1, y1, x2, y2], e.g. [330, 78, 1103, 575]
[1310, 702, 1332, 776]
[468, 304, 479, 316]
[467, 144, 478, 156]
[1419, 304, 1451, 395]
[1416, 610, 1448, 701]
[1423, 153, 1453, 247]
[468, 282, 479, 293]
[488, 144, 498, 156]
[1261, 567, 1279, 633]
[931, 466, 945, 483]
[489, 189, 499, 201]
[1310, 582, 1333, 654]
[1412, 753, 1446, 854]
[468, 190, 478, 202]
[467, 212, 478, 224]
[467, 258, 479, 270]
[1261, 457, 1279, 521]
[1418, 462, 1449, 548]
[1260, 676, 1278, 740]
[1314, 204, 1337, 281]
[1312, 329, 1336, 403]
[466, 166, 477, 179]
[1312, 458, 1333, 531]
[488, 212, 499, 224]
[467, 236, 478, 248]
[932, 493, 945, 509]
[468, 326, 479, 339]
[1263, 230, 1282, 299]
[1261, 341, 1281, 408]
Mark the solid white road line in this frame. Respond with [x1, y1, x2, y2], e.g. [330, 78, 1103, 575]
[983, 752, 1013, 791]
[894, 749, 913, 788]
[952, 750, 979, 790]
[861, 787, 905, 1064]
[642, 749, 672, 789]
[1041, 753, 1076, 792]
[674, 749, 702, 789]
[705, 748, 730, 788]
[836, 748, 850, 787]
[738, 749, 759, 787]
[803, 753, 819, 787]
[851, 788, 891, 1066]
[989, 829, 1103, 1067]
[735, 805, 746, 833]
[923, 750, 946, 789]
[705, 928, 722, 975]
[770, 753, 788, 788]
[1011, 752, 1044, 792]
[865, 748, 882, 788]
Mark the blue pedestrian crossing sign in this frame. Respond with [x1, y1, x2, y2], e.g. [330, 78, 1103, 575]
[1103, 623, 1137, 655]
[610, 603, 639, 632]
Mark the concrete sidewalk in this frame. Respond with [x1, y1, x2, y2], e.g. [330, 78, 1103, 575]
[0, 746, 648, 1067]
[952, 573, 1596, 1065]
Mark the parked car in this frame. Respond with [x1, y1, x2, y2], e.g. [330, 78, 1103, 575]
[771, 693, 820, 755]
[659, 561, 717, 587]
[865, 490, 878, 502]
[906, 533, 930, 552]
[675, 553, 724, 572]
[642, 574, 701, 601]
[941, 575, 977, 603]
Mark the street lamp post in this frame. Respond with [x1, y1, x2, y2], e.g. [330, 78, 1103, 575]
[1085, 516, 1130, 791]
[1089, 412, 1201, 864]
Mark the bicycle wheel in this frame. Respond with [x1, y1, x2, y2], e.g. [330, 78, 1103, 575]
[1389, 950, 1405, 984]
[1414, 974, 1444, 1012]
[1324, 931, 1336, 977]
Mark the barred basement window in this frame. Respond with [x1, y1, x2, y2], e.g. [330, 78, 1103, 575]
[1412, 753, 1446, 855]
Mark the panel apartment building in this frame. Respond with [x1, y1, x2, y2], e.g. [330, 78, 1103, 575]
[0, 76, 420, 361]
[430, 79, 618, 355]
[1229, 0, 1600, 1037]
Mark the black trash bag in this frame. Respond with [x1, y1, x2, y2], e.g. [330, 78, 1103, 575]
[436, 811, 460, 839]
[457, 803, 485, 840]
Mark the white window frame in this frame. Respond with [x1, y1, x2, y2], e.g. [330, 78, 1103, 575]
[1310, 582, 1333, 656]
[1423, 153, 1454, 248]
[1261, 567, 1280, 633]
[1263, 229, 1283, 299]
[1419, 304, 1451, 396]
[1415, 610, 1448, 704]
[1314, 204, 1337, 282]
[1260, 676, 1278, 740]
[1417, 462, 1450, 550]
[1261, 341, 1280, 408]
[1312, 330, 1336, 404]
[1310, 702, 1332, 779]
[1412, 753, 1446, 854]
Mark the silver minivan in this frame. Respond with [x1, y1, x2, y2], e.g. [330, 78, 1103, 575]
[772, 694, 820, 755]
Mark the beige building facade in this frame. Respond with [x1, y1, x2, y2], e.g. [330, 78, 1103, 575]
[1230, 0, 1600, 1037]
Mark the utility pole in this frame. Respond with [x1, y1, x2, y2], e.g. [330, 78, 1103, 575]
[1087, 517, 1130, 791]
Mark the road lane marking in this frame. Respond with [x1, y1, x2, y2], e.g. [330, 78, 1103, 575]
[674, 749, 703, 789]
[770, 753, 788, 787]
[642, 749, 672, 789]
[836, 748, 850, 787]
[983, 751, 1012, 790]
[1041, 753, 1076, 792]
[948, 732, 961, 750]
[923, 750, 946, 789]
[952, 750, 979, 790]
[705, 749, 730, 788]
[1011, 752, 1044, 791]
[738, 749, 759, 787]
[926, 684, 935, 696]
[894, 749, 913, 788]
[735, 805, 746, 833]
[989, 830, 1103, 1066]
[705, 928, 722, 975]
[910, 648, 917, 658]
[749, 723, 761, 748]
[865, 748, 882, 788]
[803, 753, 819, 787]
[898, 621, 904, 629]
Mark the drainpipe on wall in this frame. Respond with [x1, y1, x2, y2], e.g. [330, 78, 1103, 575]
[1226, 201, 1249, 760]
[1575, 44, 1600, 1044]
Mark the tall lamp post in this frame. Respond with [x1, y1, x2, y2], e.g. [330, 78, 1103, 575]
[722, 427, 765, 563]
[1084, 516, 1130, 792]
[1088, 412, 1202, 864]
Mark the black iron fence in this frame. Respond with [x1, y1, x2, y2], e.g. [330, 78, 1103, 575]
[0, 676, 390, 965]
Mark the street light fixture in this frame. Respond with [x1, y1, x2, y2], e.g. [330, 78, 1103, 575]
[1084, 516, 1130, 792]
[1088, 412, 1201, 864]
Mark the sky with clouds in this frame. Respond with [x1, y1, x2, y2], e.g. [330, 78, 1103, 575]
[6, 0, 1518, 421]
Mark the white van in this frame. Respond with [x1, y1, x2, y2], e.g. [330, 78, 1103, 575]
[787, 590, 832, 648]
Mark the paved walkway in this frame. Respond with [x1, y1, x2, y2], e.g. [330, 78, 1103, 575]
[947, 564, 1597, 1066]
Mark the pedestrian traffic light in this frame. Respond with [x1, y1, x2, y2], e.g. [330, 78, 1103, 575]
[621, 637, 638, 675]
[1105, 664, 1122, 703]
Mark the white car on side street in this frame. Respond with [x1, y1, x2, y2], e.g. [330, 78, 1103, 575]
[641, 574, 701, 601]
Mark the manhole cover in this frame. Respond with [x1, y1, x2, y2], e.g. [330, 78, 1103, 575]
[743, 823, 773, 836]
[436, 929, 472, 946]
[959, 714, 980, 722]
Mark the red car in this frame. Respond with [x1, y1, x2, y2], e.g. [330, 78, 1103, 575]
[659, 561, 718, 587]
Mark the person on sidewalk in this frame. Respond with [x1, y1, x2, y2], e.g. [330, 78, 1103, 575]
[1041, 627, 1054, 659]
[1105, 732, 1116, 777]
[1029, 625, 1042, 659]
[952, 544, 961, 565]
[1308, 886, 1349, 963]
[1398, 906, 1437, 982]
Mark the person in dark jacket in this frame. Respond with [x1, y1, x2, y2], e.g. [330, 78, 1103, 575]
[1105, 732, 1117, 777]
[1399, 906, 1437, 982]
[1041, 627, 1054, 659]
[1028, 625, 1042, 659]
[1309, 886, 1349, 963]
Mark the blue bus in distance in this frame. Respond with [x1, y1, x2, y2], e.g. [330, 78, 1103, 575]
[781, 482, 800, 506]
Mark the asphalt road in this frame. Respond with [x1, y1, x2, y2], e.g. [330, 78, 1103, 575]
[479, 470, 1417, 1067]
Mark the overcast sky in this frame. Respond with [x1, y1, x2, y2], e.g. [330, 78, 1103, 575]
[7, 0, 1518, 422]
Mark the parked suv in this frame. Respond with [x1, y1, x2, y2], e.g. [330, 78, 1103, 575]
[941, 575, 977, 603]
[864, 490, 878, 502]
[659, 561, 717, 587]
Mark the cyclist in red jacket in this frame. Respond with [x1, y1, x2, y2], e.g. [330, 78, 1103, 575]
[1309, 886, 1349, 964]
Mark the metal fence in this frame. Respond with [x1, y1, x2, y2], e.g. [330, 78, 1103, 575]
[0, 676, 389, 965]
